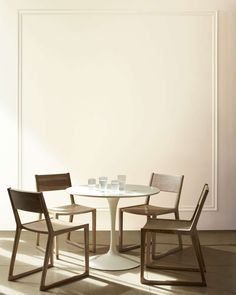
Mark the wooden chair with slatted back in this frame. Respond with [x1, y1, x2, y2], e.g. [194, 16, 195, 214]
[35, 173, 96, 258]
[119, 173, 184, 258]
[8, 188, 89, 291]
[140, 184, 209, 286]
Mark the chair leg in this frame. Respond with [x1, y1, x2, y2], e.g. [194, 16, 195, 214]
[191, 234, 207, 285]
[151, 232, 156, 260]
[194, 232, 206, 271]
[40, 235, 54, 290]
[146, 232, 152, 265]
[140, 229, 147, 284]
[118, 210, 140, 252]
[50, 238, 54, 266]
[36, 213, 42, 247]
[149, 215, 157, 260]
[54, 214, 59, 259]
[67, 214, 74, 241]
[175, 211, 183, 250]
[92, 210, 96, 253]
[84, 224, 89, 272]
[8, 228, 21, 280]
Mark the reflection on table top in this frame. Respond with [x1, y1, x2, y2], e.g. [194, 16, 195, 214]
[66, 184, 160, 198]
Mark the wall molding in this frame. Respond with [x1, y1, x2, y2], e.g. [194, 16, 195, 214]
[17, 9, 218, 211]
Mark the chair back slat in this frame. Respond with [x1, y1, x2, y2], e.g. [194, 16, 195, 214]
[8, 188, 45, 213]
[150, 173, 184, 193]
[191, 184, 209, 229]
[8, 188, 52, 230]
[35, 173, 71, 192]
[146, 173, 184, 207]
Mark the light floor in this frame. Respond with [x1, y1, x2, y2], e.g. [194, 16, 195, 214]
[0, 230, 236, 295]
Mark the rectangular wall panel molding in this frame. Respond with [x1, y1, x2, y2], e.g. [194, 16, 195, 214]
[17, 10, 218, 212]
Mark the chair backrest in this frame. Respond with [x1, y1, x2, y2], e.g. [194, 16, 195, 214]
[8, 188, 52, 229]
[146, 173, 184, 208]
[191, 184, 209, 229]
[35, 173, 72, 192]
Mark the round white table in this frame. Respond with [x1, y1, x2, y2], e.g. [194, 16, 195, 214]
[67, 184, 160, 271]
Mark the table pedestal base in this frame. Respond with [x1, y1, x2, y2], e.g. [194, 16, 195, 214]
[90, 250, 139, 271]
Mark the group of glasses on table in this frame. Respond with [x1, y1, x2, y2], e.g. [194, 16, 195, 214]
[88, 175, 126, 191]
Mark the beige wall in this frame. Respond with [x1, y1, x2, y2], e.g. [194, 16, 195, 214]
[0, 0, 236, 230]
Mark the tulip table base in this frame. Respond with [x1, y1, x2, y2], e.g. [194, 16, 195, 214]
[90, 197, 139, 270]
[90, 251, 139, 271]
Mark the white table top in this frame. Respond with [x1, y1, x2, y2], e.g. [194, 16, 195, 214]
[67, 184, 160, 198]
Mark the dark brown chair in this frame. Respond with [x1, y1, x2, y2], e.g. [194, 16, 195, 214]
[119, 173, 184, 257]
[140, 184, 209, 286]
[35, 173, 96, 258]
[7, 188, 89, 291]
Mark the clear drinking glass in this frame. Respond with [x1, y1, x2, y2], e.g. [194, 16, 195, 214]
[111, 180, 120, 192]
[117, 175, 126, 191]
[99, 176, 108, 191]
[88, 178, 96, 188]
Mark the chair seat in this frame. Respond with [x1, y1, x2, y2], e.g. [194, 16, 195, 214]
[143, 218, 192, 232]
[23, 219, 86, 234]
[121, 204, 175, 216]
[48, 204, 95, 216]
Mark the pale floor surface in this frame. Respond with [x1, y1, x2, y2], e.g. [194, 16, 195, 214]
[0, 231, 236, 295]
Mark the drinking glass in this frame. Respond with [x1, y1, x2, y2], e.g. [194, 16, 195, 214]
[88, 178, 96, 188]
[99, 176, 108, 191]
[111, 180, 119, 192]
[117, 175, 126, 191]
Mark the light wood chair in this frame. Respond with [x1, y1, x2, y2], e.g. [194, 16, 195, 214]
[7, 188, 89, 291]
[119, 173, 184, 257]
[35, 173, 96, 258]
[140, 184, 209, 286]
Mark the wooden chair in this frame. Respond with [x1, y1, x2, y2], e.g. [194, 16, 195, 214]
[140, 184, 209, 286]
[7, 188, 89, 291]
[35, 173, 96, 258]
[119, 173, 184, 257]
